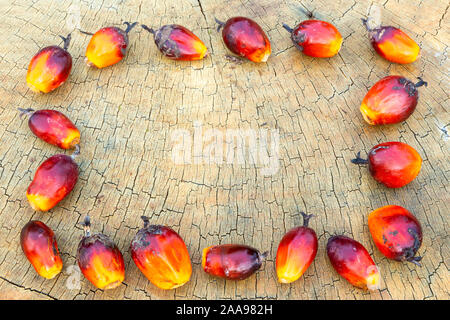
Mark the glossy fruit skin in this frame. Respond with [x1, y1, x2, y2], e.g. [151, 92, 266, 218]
[26, 46, 72, 93]
[21, 221, 63, 279]
[286, 20, 342, 58]
[366, 142, 422, 188]
[78, 233, 125, 290]
[220, 17, 271, 62]
[368, 205, 423, 264]
[25, 109, 80, 149]
[360, 76, 426, 125]
[85, 27, 130, 68]
[147, 24, 208, 61]
[202, 244, 267, 280]
[26, 154, 78, 211]
[327, 235, 380, 290]
[365, 23, 419, 64]
[130, 218, 192, 289]
[275, 213, 318, 283]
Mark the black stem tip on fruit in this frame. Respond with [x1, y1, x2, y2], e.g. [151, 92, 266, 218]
[415, 77, 428, 88]
[71, 144, 81, 160]
[141, 24, 155, 35]
[18, 108, 34, 118]
[361, 18, 372, 32]
[300, 211, 314, 227]
[214, 18, 225, 32]
[408, 256, 422, 267]
[282, 23, 293, 33]
[140, 215, 150, 228]
[82, 215, 91, 237]
[351, 151, 369, 165]
[260, 251, 269, 260]
[124, 21, 138, 33]
[78, 29, 94, 36]
[59, 33, 72, 51]
[298, 7, 314, 19]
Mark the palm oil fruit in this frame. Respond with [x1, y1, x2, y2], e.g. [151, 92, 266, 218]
[360, 76, 427, 125]
[362, 18, 420, 64]
[283, 10, 342, 58]
[327, 235, 380, 290]
[130, 216, 192, 290]
[215, 17, 271, 63]
[202, 244, 267, 280]
[77, 216, 125, 290]
[19, 108, 80, 149]
[84, 22, 138, 68]
[26, 146, 80, 211]
[351, 142, 422, 188]
[141, 24, 208, 61]
[369, 205, 423, 266]
[26, 34, 72, 93]
[276, 212, 318, 284]
[21, 220, 63, 279]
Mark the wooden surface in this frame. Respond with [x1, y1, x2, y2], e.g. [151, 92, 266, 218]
[0, 0, 448, 300]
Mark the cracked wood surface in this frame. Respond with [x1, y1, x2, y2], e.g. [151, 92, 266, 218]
[0, 0, 448, 300]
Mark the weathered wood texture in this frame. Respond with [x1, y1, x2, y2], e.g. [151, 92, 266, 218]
[0, 0, 448, 300]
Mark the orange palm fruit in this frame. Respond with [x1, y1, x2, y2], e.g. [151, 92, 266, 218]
[21, 221, 63, 279]
[26, 147, 79, 211]
[19, 108, 80, 149]
[327, 235, 381, 290]
[202, 244, 267, 280]
[362, 18, 420, 64]
[141, 24, 208, 61]
[276, 212, 318, 283]
[26, 34, 72, 93]
[77, 216, 125, 290]
[84, 22, 137, 68]
[215, 17, 271, 63]
[368, 205, 423, 266]
[360, 76, 427, 125]
[351, 142, 422, 188]
[130, 216, 192, 289]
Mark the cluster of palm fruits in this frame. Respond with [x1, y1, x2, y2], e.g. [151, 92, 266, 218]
[19, 8, 426, 292]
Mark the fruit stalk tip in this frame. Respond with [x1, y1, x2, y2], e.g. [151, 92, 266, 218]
[59, 33, 72, 51]
[214, 18, 225, 32]
[18, 108, 34, 118]
[140, 215, 150, 228]
[124, 21, 138, 33]
[415, 77, 427, 88]
[141, 24, 155, 34]
[300, 211, 314, 227]
[282, 23, 293, 33]
[71, 144, 80, 160]
[351, 151, 369, 165]
[82, 215, 91, 237]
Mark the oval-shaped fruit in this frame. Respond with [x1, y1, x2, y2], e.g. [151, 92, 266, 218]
[77, 216, 125, 290]
[19, 108, 80, 149]
[276, 212, 318, 283]
[26, 149, 79, 211]
[130, 216, 192, 289]
[202, 244, 267, 280]
[360, 76, 427, 125]
[283, 20, 342, 58]
[85, 22, 137, 68]
[327, 235, 380, 290]
[141, 24, 208, 61]
[362, 19, 420, 64]
[368, 205, 423, 266]
[351, 142, 422, 188]
[21, 220, 63, 279]
[26, 35, 72, 93]
[216, 17, 271, 63]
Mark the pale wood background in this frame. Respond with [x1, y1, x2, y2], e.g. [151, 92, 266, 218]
[0, 0, 448, 300]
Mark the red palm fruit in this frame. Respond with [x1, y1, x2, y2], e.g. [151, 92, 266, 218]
[26, 146, 79, 211]
[77, 216, 125, 290]
[215, 17, 271, 63]
[26, 34, 72, 93]
[282, 19, 342, 58]
[130, 216, 192, 289]
[19, 108, 80, 149]
[141, 24, 208, 61]
[362, 19, 420, 64]
[202, 244, 267, 280]
[84, 22, 137, 68]
[327, 235, 381, 290]
[368, 205, 423, 266]
[360, 76, 427, 125]
[351, 142, 422, 188]
[276, 212, 318, 283]
[21, 221, 63, 279]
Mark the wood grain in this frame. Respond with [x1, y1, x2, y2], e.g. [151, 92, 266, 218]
[0, 0, 448, 300]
